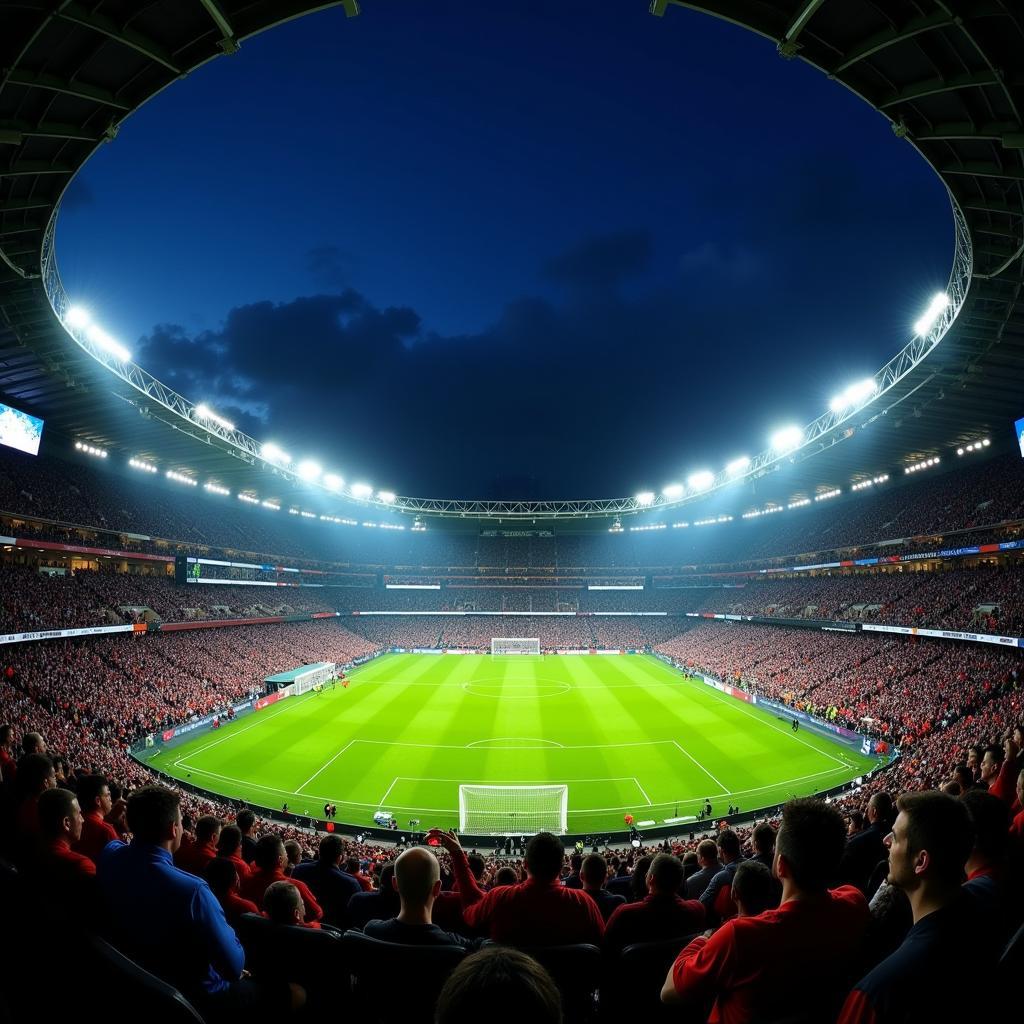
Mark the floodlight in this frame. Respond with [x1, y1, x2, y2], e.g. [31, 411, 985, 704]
[687, 470, 714, 492]
[262, 443, 291, 465]
[771, 425, 803, 453]
[195, 404, 235, 432]
[64, 306, 91, 329]
[913, 292, 949, 336]
[323, 473, 344, 492]
[662, 483, 684, 499]
[726, 455, 751, 477]
[85, 324, 131, 362]
[830, 378, 878, 413]
[351, 482, 373, 499]
[635, 491, 655, 506]
[378, 490, 396, 504]
[296, 459, 322, 482]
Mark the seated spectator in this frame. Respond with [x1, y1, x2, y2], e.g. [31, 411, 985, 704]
[664, 798, 869, 1023]
[290, 833, 360, 929]
[97, 785, 300, 1020]
[840, 792, 1002, 1023]
[283, 839, 302, 874]
[176, 814, 222, 877]
[0, 723, 17, 783]
[604, 854, 704, 953]
[73, 774, 119, 864]
[960, 788, 1018, 942]
[685, 839, 721, 899]
[435, 946, 562, 1024]
[237, 808, 258, 863]
[730, 860, 778, 917]
[215, 824, 250, 880]
[32, 786, 97, 917]
[838, 792, 893, 895]
[698, 830, 744, 922]
[492, 866, 519, 887]
[348, 861, 400, 928]
[433, 829, 604, 946]
[264, 880, 320, 930]
[607, 854, 651, 901]
[1011, 767, 1024, 842]
[434, 851, 489, 937]
[240, 835, 323, 924]
[750, 822, 776, 868]
[580, 853, 625, 922]
[11, 752, 55, 844]
[364, 846, 479, 948]
[563, 852, 583, 889]
[205, 857, 260, 926]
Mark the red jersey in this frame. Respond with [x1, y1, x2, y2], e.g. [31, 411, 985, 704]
[240, 867, 323, 923]
[75, 811, 119, 864]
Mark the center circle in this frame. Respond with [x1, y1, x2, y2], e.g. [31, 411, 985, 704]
[462, 680, 571, 699]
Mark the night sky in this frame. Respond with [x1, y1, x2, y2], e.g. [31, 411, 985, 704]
[55, 0, 951, 500]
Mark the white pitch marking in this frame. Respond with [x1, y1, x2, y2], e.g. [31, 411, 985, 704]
[378, 777, 400, 805]
[296, 739, 356, 794]
[670, 741, 730, 795]
[633, 777, 653, 806]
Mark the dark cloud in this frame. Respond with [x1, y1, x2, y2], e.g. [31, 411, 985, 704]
[544, 230, 653, 295]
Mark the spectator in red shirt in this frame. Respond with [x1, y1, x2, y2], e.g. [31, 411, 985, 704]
[263, 880, 320, 930]
[74, 774, 120, 863]
[1010, 767, 1024, 841]
[37, 786, 95, 878]
[729, 860, 779, 918]
[432, 828, 604, 946]
[204, 857, 260, 926]
[11, 752, 55, 846]
[241, 835, 323, 923]
[215, 824, 250, 880]
[603, 853, 705, 953]
[0, 723, 17, 784]
[663, 798, 869, 1024]
[176, 814, 222, 877]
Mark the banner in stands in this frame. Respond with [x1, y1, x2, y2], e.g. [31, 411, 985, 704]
[862, 623, 1020, 647]
[351, 610, 668, 616]
[412, 648, 445, 654]
[0, 622, 145, 645]
[14, 538, 173, 562]
[254, 687, 292, 711]
[169, 700, 253, 738]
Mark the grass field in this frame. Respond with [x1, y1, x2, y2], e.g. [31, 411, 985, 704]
[145, 653, 880, 835]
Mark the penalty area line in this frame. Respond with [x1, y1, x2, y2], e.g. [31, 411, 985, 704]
[671, 741, 730, 795]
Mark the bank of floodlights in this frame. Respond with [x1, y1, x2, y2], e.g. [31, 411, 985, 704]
[323, 473, 344, 492]
[726, 455, 751, 477]
[957, 439, 991, 456]
[687, 470, 714, 493]
[829, 378, 878, 414]
[378, 491, 396, 504]
[296, 459, 322, 482]
[914, 292, 949, 337]
[635, 491, 655, 506]
[63, 306, 132, 363]
[195, 404, 235, 432]
[771, 425, 804, 454]
[662, 483, 685, 499]
[350, 483, 373, 499]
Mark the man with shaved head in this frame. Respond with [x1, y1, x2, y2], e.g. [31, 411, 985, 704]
[363, 846, 481, 949]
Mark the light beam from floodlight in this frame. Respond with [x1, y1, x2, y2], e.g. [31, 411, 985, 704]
[829, 378, 878, 413]
[351, 482, 373, 499]
[662, 483, 684, 499]
[262, 443, 291, 465]
[378, 490, 396, 504]
[195, 404, 235, 432]
[296, 460, 322, 482]
[323, 473, 344, 492]
[687, 470, 714, 492]
[914, 292, 949, 337]
[65, 306, 91, 329]
[726, 455, 750, 477]
[635, 491, 655, 506]
[771, 425, 803, 453]
[85, 324, 131, 363]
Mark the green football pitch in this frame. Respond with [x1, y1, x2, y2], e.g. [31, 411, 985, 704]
[146, 653, 880, 835]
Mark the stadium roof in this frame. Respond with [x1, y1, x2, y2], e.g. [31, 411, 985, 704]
[1, 0, 1022, 521]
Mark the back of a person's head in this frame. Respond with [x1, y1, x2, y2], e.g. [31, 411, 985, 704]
[647, 853, 684, 894]
[263, 880, 304, 925]
[126, 785, 180, 844]
[394, 847, 440, 905]
[752, 822, 776, 855]
[717, 829, 741, 860]
[494, 866, 519, 887]
[77, 774, 108, 811]
[195, 815, 222, 843]
[345, 856, 360, 875]
[580, 854, 607, 888]
[896, 791, 974, 887]
[22, 731, 44, 755]
[629, 856, 653, 900]
[869, 792, 894, 825]
[525, 833, 565, 883]
[467, 853, 486, 880]
[436, 946, 561, 1024]
[217, 824, 242, 856]
[569, 852, 583, 871]
[16, 752, 53, 796]
[379, 861, 396, 893]
[236, 808, 255, 834]
[205, 856, 239, 897]
[254, 833, 285, 870]
[731, 859, 778, 917]
[318, 833, 344, 864]
[284, 839, 302, 865]
[37, 787, 77, 839]
[775, 798, 846, 890]
[959, 789, 1009, 863]
[697, 838, 719, 864]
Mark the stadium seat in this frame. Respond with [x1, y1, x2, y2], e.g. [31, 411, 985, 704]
[604, 934, 701, 1023]
[340, 929, 468, 1022]
[520, 943, 602, 1022]
[235, 912, 345, 1011]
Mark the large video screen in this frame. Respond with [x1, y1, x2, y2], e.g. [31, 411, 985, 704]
[1017, 416, 1024, 459]
[0, 400, 44, 456]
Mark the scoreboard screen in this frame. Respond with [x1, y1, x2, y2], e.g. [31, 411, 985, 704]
[175, 556, 343, 587]
[1016, 415, 1024, 458]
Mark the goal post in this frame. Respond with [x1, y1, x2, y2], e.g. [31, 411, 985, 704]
[458, 784, 568, 835]
[491, 637, 541, 655]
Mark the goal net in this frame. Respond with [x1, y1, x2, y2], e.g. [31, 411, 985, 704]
[458, 784, 568, 834]
[491, 637, 541, 655]
[290, 662, 337, 696]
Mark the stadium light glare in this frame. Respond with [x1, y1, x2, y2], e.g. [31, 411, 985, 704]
[65, 306, 91, 329]
[913, 292, 949, 337]
[350, 482, 373, 499]
[129, 458, 158, 474]
[378, 490, 396, 504]
[662, 483, 685, 499]
[261, 442, 291, 465]
[165, 470, 197, 487]
[725, 455, 750, 477]
[323, 472, 344, 492]
[195, 403, 235, 432]
[829, 378, 878, 413]
[204, 482, 230, 496]
[771, 425, 803, 453]
[296, 459, 322, 482]
[635, 491, 655, 506]
[85, 324, 131, 363]
[687, 470, 714, 492]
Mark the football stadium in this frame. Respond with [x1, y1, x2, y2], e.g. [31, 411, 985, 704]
[1, 1, 1023, 1021]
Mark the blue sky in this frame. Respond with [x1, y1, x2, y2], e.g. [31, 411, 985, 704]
[56, 0, 951, 498]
